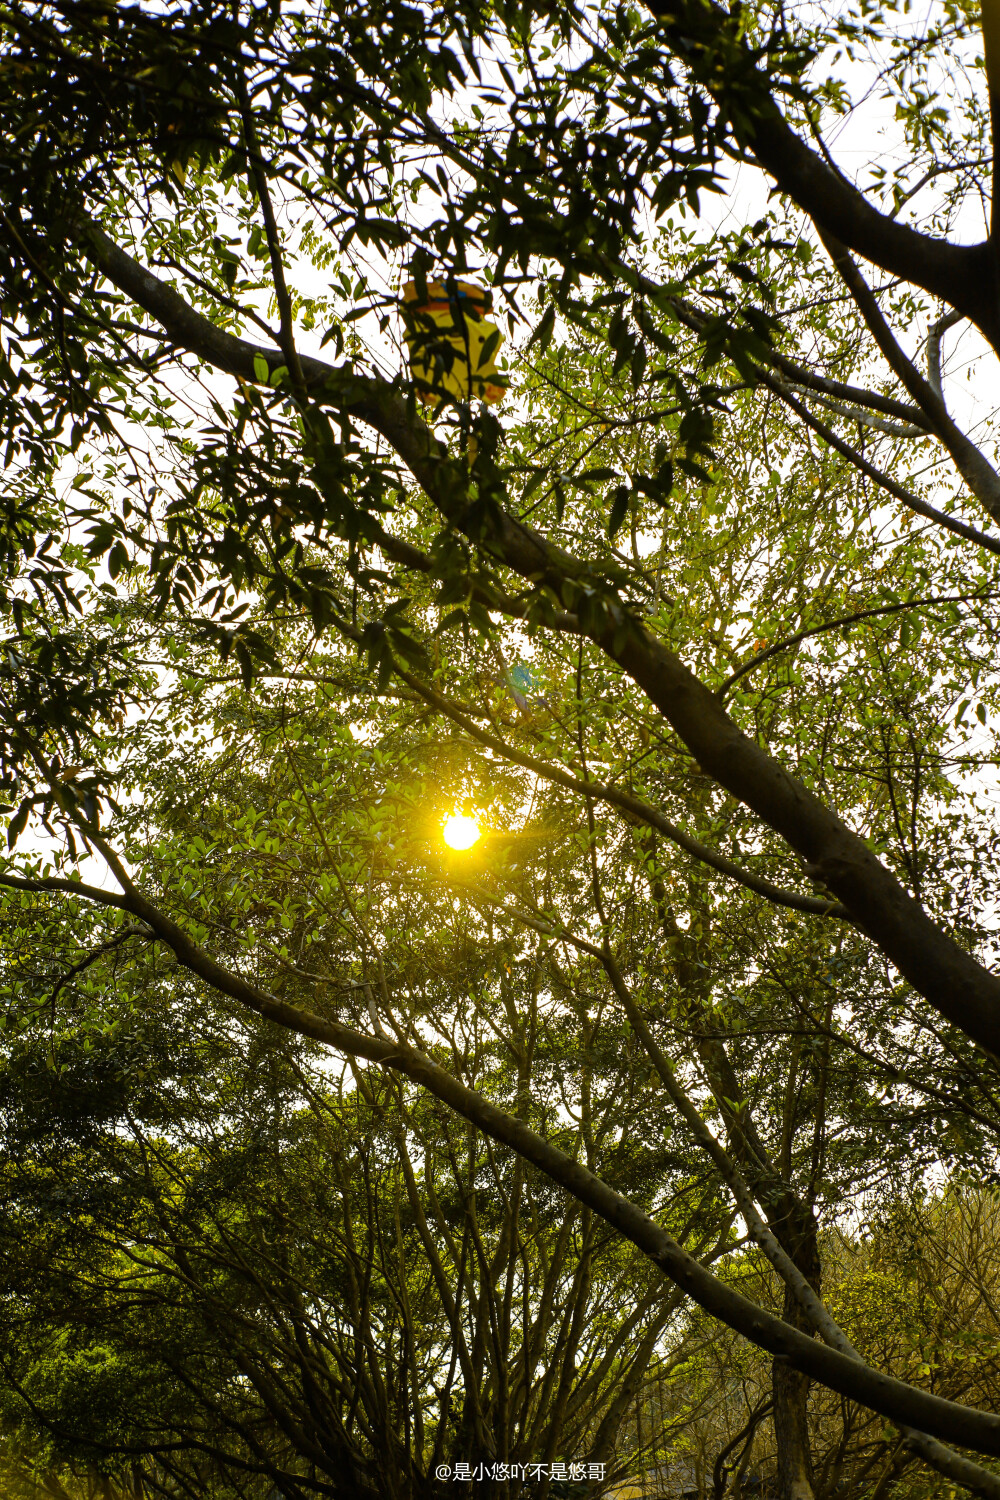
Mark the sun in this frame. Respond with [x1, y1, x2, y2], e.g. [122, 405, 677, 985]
[442, 813, 481, 851]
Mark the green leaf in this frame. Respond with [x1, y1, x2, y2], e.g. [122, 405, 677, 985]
[7, 798, 30, 849]
[607, 485, 630, 540]
[526, 305, 556, 355]
[476, 328, 502, 369]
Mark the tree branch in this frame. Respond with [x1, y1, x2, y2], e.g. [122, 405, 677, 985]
[718, 590, 998, 697]
[5, 858, 1000, 1458]
[74, 218, 1000, 1061]
[927, 309, 963, 400]
[817, 230, 1000, 523]
[982, 0, 1000, 242]
[642, 0, 1000, 348]
[659, 287, 929, 428]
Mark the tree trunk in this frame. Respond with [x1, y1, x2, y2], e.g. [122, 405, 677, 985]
[771, 1256, 817, 1500]
[760, 1175, 823, 1500]
[772, 1350, 815, 1500]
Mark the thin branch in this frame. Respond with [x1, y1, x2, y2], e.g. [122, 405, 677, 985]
[786, 385, 925, 438]
[926, 309, 963, 401]
[718, 589, 998, 697]
[237, 75, 307, 398]
[817, 230, 1000, 523]
[392, 662, 849, 919]
[772, 380, 1000, 560]
[659, 286, 929, 427]
[43, 922, 153, 1008]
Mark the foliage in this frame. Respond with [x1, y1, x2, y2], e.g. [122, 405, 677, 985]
[2, 0, 1000, 1497]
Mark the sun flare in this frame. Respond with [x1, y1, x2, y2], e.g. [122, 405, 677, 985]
[442, 814, 481, 851]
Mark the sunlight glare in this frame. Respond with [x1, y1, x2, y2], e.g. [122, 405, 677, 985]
[443, 813, 481, 851]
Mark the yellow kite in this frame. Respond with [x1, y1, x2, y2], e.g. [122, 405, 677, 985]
[401, 278, 507, 406]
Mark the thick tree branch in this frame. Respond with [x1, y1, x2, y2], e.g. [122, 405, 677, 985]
[982, 0, 1000, 241]
[642, 0, 1000, 348]
[75, 221, 1000, 1062]
[5, 860, 1000, 1458]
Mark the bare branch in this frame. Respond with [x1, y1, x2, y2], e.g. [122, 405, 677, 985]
[926, 309, 963, 401]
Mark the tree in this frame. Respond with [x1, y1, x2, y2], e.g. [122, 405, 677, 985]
[0, 862, 723, 1499]
[2, 0, 1000, 1495]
